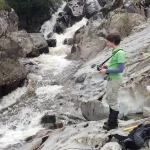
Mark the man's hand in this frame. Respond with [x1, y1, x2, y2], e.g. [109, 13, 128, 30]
[100, 69, 106, 74]
[101, 64, 107, 69]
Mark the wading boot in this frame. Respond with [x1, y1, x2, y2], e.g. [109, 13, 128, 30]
[104, 107, 112, 125]
[103, 109, 119, 131]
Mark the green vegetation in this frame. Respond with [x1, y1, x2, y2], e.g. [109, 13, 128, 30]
[0, 0, 10, 10]
[5, 0, 62, 32]
[6, 0, 62, 13]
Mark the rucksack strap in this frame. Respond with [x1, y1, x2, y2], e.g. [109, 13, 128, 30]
[107, 124, 150, 150]
[107, 134, 127, 140]
[101, 49, 123, 66]
[106, 134, 128, 143]
[107, 134, 138, 150]
[110, 49, 123, 58]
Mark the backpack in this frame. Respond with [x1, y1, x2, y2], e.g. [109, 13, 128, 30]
[107, 123, 150, 150]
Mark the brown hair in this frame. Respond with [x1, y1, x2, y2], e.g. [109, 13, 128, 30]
[106, 32, 121, 45]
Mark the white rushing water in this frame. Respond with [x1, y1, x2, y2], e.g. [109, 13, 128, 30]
[49, 17, 87, 55]
[40, 2, 66, 39]
[0, 2, 87, 149]
[0, 87, 27, 111]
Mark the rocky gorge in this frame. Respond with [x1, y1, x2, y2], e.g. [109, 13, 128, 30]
[1, 0, 150, 150]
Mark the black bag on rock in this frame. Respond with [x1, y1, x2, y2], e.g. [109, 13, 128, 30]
[107, 123, 150, 150]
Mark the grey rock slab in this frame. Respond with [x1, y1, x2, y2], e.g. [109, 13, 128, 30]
[107, 12, 146, 38]
[81, 100, 109, 121]
[19, 138, 42, 150]
[7, 30, 34, 57]
[29, 33, 49, 56]
[85, 0, 101, 18]
[75, 73, 87, 83]
[73, 20, 150, 117]
[143, 107, 150, 117]
[37, 118, 150, 150]
[101, 142, 122, 150]
[0, 17, 8, 36]
[0, 10, 18, 35]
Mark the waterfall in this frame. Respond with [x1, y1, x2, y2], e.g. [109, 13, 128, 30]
[49, 17, 87, 56]
[40, 2, 66, 39]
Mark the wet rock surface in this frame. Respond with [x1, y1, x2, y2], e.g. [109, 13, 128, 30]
[0, 58, 27, 98]
[20, 118, 150, 150]
[0, 7, 49, 101]
[46, 39, 56, 47]
[106, 11, 146, 38]
[64, 0, 84, 21]
[0, 10, 18, 36]
[84, 0, 102, 19]
[72, 19, 150, 120]
[7, 31, 49, 57]
[28, 33, 49, 57]
[72, 9, 146, 60]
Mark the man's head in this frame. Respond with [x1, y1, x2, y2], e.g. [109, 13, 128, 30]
[106, 32, 121, 48]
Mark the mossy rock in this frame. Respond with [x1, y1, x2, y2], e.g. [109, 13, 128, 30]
[0, 0, 10, 10]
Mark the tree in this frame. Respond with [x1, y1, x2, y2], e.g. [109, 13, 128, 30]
[5, 0, 62, 32]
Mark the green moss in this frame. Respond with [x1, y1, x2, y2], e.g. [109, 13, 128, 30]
[0, 0, 9, 10]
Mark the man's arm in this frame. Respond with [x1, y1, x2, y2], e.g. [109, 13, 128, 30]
[106, 63, 125, 73]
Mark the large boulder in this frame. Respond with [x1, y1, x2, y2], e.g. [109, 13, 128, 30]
[79, 35, 106, 60]
[70, 9, 146, 61]
[0, 18, 8, 37]
[0, 37, 23, 58]
[100, 0, 123, 16]
[7, 31, 49, 57]
[123, 0, 150, 18]
[106, 13, 146, 37]
[106, 12, 146, 37]
[66, 44, 81, 60]
[0, 58, 27, 98]
[64, 0, 84, 22]
[81, 100, 109, 121]
[0, 10, 18, 36]
[0, 35, 27, 98]
[72, 17, 106, 61]
[0, 29, 48, 98]
[29, 33, 49, 57]
[123, 0, 139, 13]
[84, 0, 102, 19]
[0, 9, 27, 98]
[46, 39, 56, 47]
[64, 38, 74, 45]
[98, 0, 106, 7]
[7, 30, 34, 57]
[53, 19, 67, 34]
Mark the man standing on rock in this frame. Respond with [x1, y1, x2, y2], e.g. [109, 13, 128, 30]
[99, 32, 125, 131]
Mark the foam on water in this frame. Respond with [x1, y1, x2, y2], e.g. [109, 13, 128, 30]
[31, 54, 72, 75]
[0, 108, 44, 149]
[49, 17, 87, 55]
[0, 87, 27, 111]
[40, 2, 66, 39]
